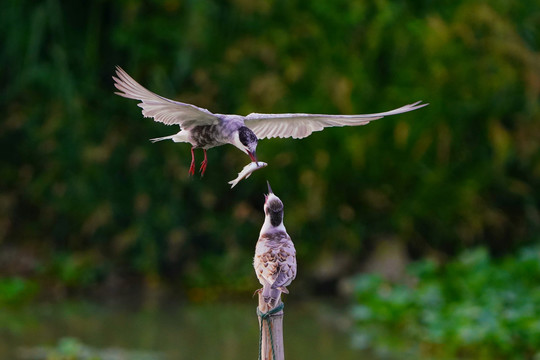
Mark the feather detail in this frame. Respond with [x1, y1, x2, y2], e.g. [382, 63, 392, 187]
[244, 101, 428, 139]
[254, 229, 297, 306]
[113, 66, 219, 129]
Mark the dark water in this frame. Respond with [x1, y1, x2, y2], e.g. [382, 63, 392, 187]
[0, 300, 384, 360]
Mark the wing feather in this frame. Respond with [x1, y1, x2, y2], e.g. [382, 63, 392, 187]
[113, 66, 219, 129]
[244, 101, 428, 139]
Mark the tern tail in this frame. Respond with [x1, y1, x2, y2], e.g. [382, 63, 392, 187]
[262, 285, 281, 306]
[150, 135, 175, 143]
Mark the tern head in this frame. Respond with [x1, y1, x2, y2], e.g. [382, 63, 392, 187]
[264, 181, 284, 227]
[237, 126, 258, 162]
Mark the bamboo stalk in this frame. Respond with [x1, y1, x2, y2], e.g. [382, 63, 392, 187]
[257, 294, 284, 360]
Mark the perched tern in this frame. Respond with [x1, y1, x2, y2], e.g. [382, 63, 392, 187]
[113, 66, 428, 176]
[254, 182, 296, 307]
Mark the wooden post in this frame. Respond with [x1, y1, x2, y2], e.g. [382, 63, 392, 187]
[257, 294, 285, 360]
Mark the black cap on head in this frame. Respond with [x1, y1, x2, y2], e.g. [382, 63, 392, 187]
[238, 126, 258, 146]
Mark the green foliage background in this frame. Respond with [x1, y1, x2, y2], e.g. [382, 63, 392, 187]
[1, 0, 539, 294]
[352, 246, 540, 359]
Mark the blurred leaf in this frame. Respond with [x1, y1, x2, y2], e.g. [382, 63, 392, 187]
[352, 244, 540, 358]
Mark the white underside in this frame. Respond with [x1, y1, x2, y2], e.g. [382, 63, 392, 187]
[259, 218, 287, 237]
[172, 131, 190, 143]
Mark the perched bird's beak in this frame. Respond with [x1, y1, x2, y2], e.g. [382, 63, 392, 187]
[267, 181, 273, 194]
[248, 150, 258, 163]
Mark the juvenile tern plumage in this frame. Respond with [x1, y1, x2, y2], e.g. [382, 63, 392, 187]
[254, 182, 296, 307]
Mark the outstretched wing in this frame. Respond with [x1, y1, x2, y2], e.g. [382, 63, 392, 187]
[244, 101, 428, 140]
[113, 66, 220, 129]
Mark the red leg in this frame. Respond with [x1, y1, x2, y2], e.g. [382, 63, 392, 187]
[199, 149, 208, 176]
[189, 147, 196, 176]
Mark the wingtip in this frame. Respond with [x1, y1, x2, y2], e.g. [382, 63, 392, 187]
[113, 66, 127, 84]
[114, 66, 130, 80]
[407, 100, 429, 110]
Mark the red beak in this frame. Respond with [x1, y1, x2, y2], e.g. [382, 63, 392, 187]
[248, 151, 258, 163]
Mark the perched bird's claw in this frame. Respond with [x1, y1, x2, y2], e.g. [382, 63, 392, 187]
[253, 288, 262, 297]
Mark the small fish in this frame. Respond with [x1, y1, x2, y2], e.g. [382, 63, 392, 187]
[228, 161, 268, 188]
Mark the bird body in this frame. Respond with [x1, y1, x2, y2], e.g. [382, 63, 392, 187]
[113, 66, 428, 176]
[151, 115, 246, 148]
[254, 183, 296, 306]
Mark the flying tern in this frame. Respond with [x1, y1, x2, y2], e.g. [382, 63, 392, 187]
[113, 66, 427, 176]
